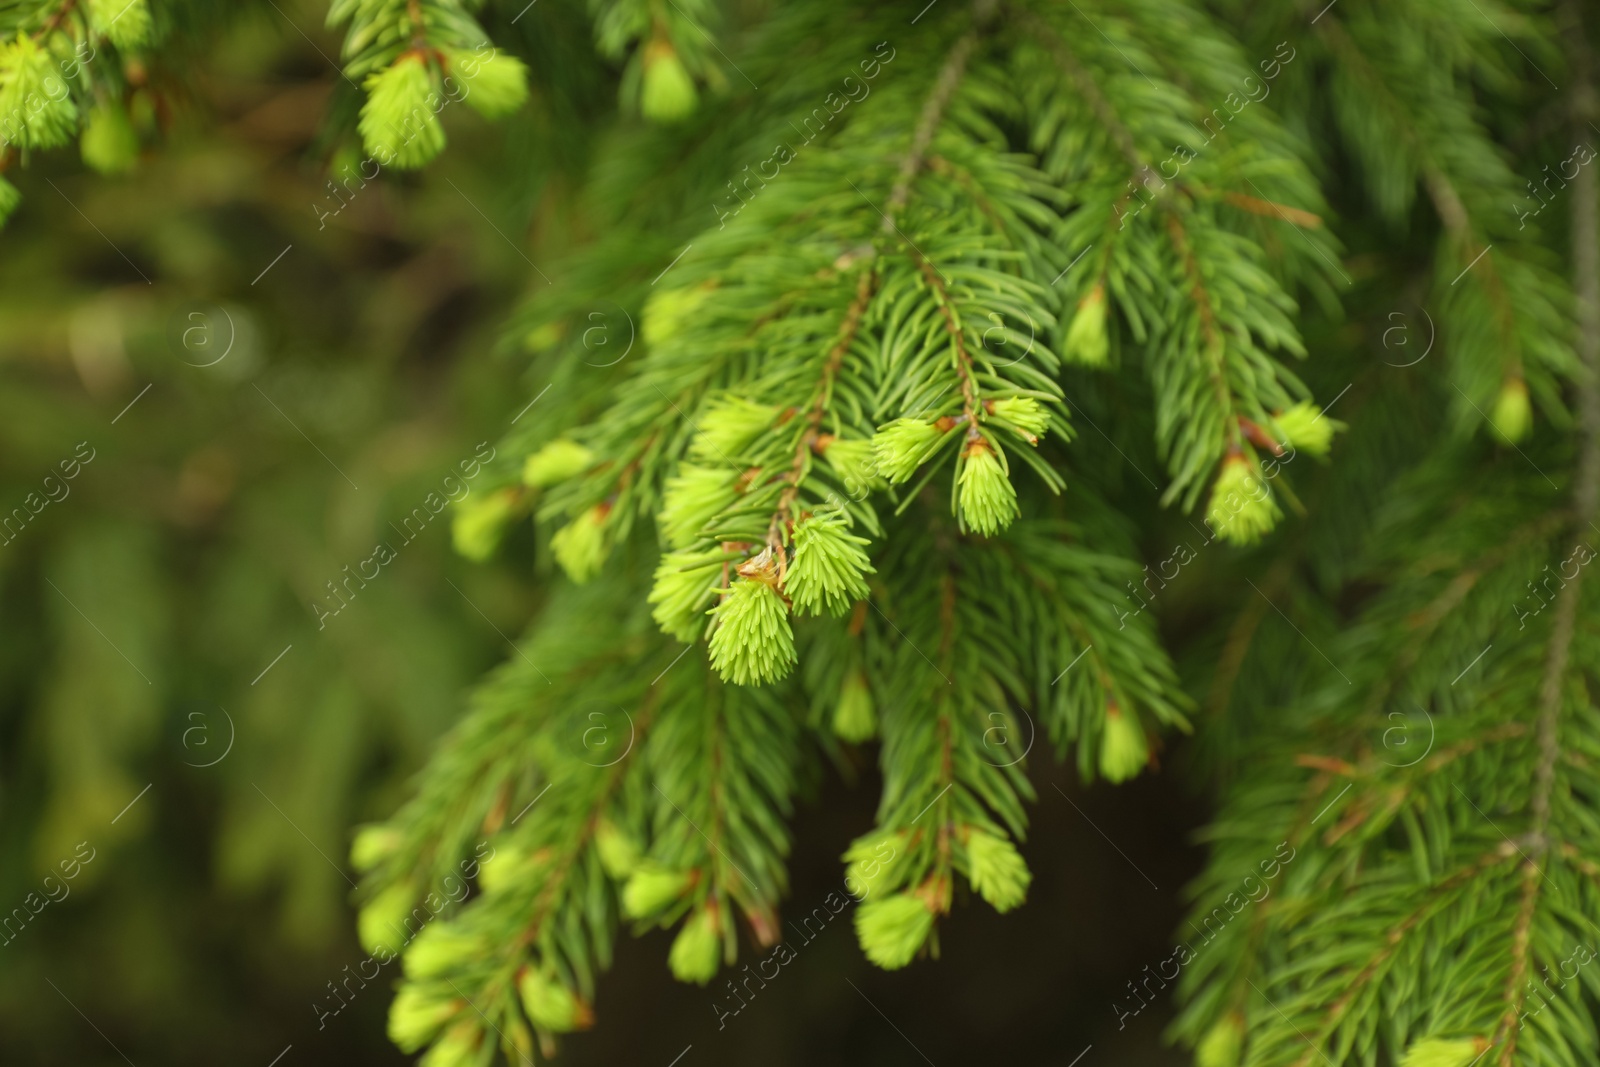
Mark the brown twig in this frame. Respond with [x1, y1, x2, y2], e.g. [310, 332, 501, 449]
[913, 253, 981, 429]
[882, 32, 980, 233]
[1222, 192, 1323, 229]
[1163, 213, 1235, 443]
[764, 268, 879, 551]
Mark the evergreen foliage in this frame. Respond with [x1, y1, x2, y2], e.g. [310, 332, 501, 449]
[332, 0, 1600, 1061]
[9, 0, 1600, 1063]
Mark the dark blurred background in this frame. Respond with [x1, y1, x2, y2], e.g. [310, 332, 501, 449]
[0, 2, 1206, 1062]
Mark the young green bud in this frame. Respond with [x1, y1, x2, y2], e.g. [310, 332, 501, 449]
[668, 907, 723, 984]
[787, 511, 874, 616]
[821, 436, 885, 495]
[1099, 704, 1148, 783]
[81, 104, 139, 175]
[478, 843, 543, 895]
[360, 55, 446, 170]
[642, 284, 714, 348]
[0, 35, 79, 150]
[871, 419, 942, 484]
[843, 830, 902, 899]
[963, 829, 1031, 913]
[1206, 454, 1280, 546]
[517, 967, 591, 1032]
[987, 397, 1050, 443]
[640, 40, 698, 123]
[1064, 283, 1110, 366]
[832, 669, 877, 742]
[595, 818, 642, 880]
[1196, 1012, 1245, 1067]
[524, 320, 564, 352]
[350, 824, 401, 871]
[503, 1019, 536, 1065]
[522, 440, 594, 488]
[358, 883, 418, 956]
[1490, 376, 1532, 444]
[387, 983, 459, 1052]
[691, 397, 777, 461]
[854, 892, 934, 970]
[419, 1019, 480, 1067]
[659, 464, 738, 548]
[404, 922, 485, 980]
[451, 487, 519, 562]
[0, 177, 20, 227]
[1270, 401, 1341, 458]
[90, 0, 152, 50]
[649, 548, 725, 641]
[445, 46, 529, 119]
[957, 439, 1019, 537]
[708, 561, 796, 686]
[1399, 1038, 1490, 1067]
[621, 865, 692, 919]
[551, 504, 609, 583]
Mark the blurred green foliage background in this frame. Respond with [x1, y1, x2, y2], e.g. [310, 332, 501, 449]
[0, 1, 559, 1057]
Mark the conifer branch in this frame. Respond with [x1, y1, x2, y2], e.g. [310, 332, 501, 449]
[494, 708, 650, 991]
[876, 18, 984, 437]
[1496, 12, 1600, 1059]
[1017, 4, 1330, 520]
[1020, 7, 1160, 297]
[1162, 212, 1236, 446]
[35, 0, 75, 37]
[1220, 192, 1322, 229]
[882, 28, 980, 232]
[331, 5, 1591, 1058]
[1354, 512, 1567, 724]
[1294, 848, 1519, 1067]
[914, 254, 982, 428]
[1012, 6, 1144, 174]
[765, 267, 879, 553]
[1313, 12, 1529, 382]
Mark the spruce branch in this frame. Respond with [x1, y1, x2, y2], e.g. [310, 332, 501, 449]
[1311, 5, 1572, 437]
[764, 266, 880, 555]
[1495, 10, 1600, 1060]
[1008, 3, 1144, 174]
[1220, 192, 1322, 229]
[328, 0, 529, 168]
[913, 252, 982, 427]
[1292, 848, 1522, 1067]
[1162, 210, 1235, 446]
[1019, 3, 1328, 519]
[881, 26, 979, 231]
[1352, 511, 1570, 726]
